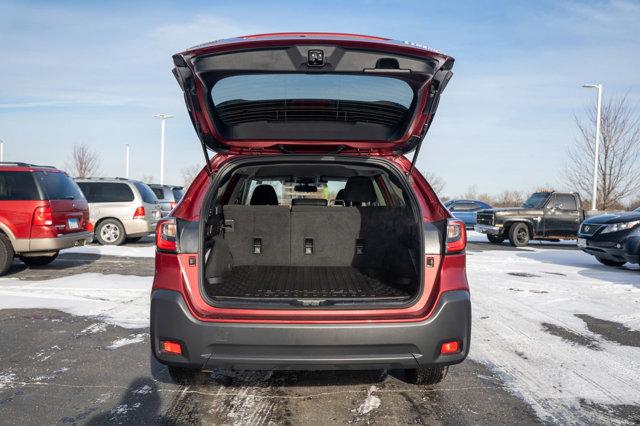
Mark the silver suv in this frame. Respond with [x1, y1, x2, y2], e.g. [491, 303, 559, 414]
[76, 178, 160, 245]
[148, 184, 184, 217]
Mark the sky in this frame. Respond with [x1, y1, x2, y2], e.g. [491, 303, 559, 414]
[0, 0, 639, 197]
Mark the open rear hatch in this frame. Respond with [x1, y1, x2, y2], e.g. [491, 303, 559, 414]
[172, 33, 454, 163]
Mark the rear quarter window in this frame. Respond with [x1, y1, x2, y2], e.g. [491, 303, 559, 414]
[77, 182, 135, 203]
[35, 171, 85, 200]
[172, 188, 184, 201]
[0, 171, 40, 200]
[133, 182, 159, 204]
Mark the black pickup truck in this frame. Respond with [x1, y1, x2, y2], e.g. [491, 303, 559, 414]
[474, 191, 600, 247]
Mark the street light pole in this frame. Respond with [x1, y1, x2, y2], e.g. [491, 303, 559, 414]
[582, 84, 603, 211]
[125, 144, 130, 178]
[0, 139, 4, 162]
[153, 114, 174, 185]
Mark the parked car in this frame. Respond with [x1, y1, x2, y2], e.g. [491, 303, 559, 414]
[0, 162, 92, 275]
[148, 184, 184, 217]
[475, 191, 603, 247]
[577, 208, 640, 267]
[76, 178, 161, 245]
[444, 199, 492, 229]
[151, 33, 470, 386]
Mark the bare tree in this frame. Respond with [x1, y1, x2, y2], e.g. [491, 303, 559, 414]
[493, 190, 525, 207]
[181, 165, 201, 188]
[67, 143, 100, 178]
[567, 95, 640, 209]
[424, 172, 446, 195]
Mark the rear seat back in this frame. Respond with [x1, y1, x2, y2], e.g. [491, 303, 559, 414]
[290, 205, 361, 266]
[222, 205, 291, 266]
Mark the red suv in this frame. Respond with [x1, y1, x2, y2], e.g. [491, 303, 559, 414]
[0, 163, 91, 275]
[151, 33, 470, 385]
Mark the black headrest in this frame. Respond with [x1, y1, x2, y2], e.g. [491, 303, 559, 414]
[292, 198, 328, 207]
[343, 176, 377, 204]
[335, 189, 345, 201]
[250, 184, 279, 205]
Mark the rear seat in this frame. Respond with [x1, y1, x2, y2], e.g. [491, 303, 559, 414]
[221, 178, 414, 270]
[222, 205, 291, 266]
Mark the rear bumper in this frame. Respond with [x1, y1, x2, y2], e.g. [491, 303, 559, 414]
[150, 289, 471, 371]
[122, 219, 157, 237]
[14, 231, 93, 254]
[474, 224, 502, 235]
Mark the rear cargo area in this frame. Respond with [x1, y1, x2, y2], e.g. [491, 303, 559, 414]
[202, 160, 422, 307]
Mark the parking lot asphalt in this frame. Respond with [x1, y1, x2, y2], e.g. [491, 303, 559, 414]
[1, 239, 638, 424]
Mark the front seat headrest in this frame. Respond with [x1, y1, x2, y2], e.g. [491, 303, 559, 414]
[335, 189, 345, 201]
[343, 176, 377, 204]
[292, 198, 328, 206]
[250, 184, 279, 205]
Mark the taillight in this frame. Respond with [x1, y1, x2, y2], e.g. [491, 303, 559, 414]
[161, 340, 182, 355]
[133, 206, 145, 219]
[440, 340, 461, 355]
[156, 218, 177, 252]
[169, 201, 176, 210]
[446, 219, 466, 253]
[86, 222, 94, 232]
[33, 206, 53, 226]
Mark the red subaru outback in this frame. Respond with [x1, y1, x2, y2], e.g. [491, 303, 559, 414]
[151, 33, 470, 385]
[0, 163, 92, 275]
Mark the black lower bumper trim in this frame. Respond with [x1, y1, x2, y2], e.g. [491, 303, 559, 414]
[150, 289, 471, 371]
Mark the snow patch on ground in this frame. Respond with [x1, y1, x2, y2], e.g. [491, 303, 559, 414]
[356, 386, 381, 415]
[107, 333, 147, 350]
[81, 322, 108, 334]
[468, 246, 640, 424]
[0, 273, 152, 328]
[64, 244, 156, 258]
[0, 371, 16, 389]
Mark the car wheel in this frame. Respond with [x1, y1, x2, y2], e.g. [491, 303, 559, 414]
[0, 234, 15, 276]
[487, 235, 505, 244]
[18, 252, 59, 267]
[508, 223, 530, 247]
[167, 366, 210, 385]
[595, 257, 626, 267]
[404, 365, 448, 385]
[96, 219, 126, 246]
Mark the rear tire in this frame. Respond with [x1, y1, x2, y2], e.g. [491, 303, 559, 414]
[19, 252, 59, 267]
[0, 234, 15, 276]
[508, 223, 530, 247]
[167, 366, 210, 385]
[487, 235, 505, 244]
[96, 219, 126, 246]
[404, 365, 448, 385]
[595, 257, 626, 267]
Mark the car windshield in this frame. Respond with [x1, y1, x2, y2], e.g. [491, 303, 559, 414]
[522, 193, 550, 209]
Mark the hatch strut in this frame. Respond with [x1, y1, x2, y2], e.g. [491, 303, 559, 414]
[200, 140, 213, 177]
[408, 82, 441, 177]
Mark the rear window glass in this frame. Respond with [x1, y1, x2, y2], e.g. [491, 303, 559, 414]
[242, 178, 350, 207]
[555, 194, 577, 210]
[210, 74, 415, 141]
[212, 74, 414, 108]
[0, 172, 40, 200]
[133, 182, 158, 204]
[35, 171, 85, 200]
[172, 188, 184, 201]
[151, 187, 165, 199]
[77, 182, 134, 203]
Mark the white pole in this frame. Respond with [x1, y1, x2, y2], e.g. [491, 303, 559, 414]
[125, 144, 130, 178]
[0, 141, 4, 162]
[583, 84, 603, 211]
[153, 114, 173, 185]
[160, 119, 165, 185]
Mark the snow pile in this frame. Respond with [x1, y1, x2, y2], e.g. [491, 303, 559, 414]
[64, 244, 156, 258]
[468, 247, 640, 423]
[356, 386, 381, 415]
[0, 273, 152, 328]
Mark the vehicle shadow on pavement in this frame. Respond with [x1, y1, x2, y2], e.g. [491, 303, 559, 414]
[6, 254, 100, 276]
[86, 377, 170, 425]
